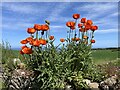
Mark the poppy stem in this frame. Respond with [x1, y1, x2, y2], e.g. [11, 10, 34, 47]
[46, 31, 48, 39]
[74, 19, 77, 38]
[72, 30, 73, 38]
[78, 30, 80, 38]
[69, 28, 71, 42]
[90, 31, 94, 45]
[36, 31, 38, 39]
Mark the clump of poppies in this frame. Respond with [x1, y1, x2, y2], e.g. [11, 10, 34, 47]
[19, 14, 99, 89]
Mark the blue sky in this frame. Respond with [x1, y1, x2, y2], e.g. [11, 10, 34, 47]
[1, 2, 118, 49]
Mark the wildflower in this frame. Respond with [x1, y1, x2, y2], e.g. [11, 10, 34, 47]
[81, 18, 86, 23]
[78, 23, 83, 28]
[27, 28, 36, 34]
[60, 38, 65, 42]
[21, 45, 27, 49]
[72, 38, 76, 41]
[85, 25, 91, 30]
[73, 14, 80, 19]
[20, 39, 28, 44]
[39, 39, 47, 45]
[41, 24, 49, 31]
[49, 36, 54, 40]
[20, 50, 24, 54]
[26, 37, 33, 42]
[34, 24, 42, 31]
[91, 40, 95, 43]
[86, 20, 93, 25]
[21, 46, 33, 54]
[91, 25, 98, 31]
[32, 39, 41, 47]
[66, 21, 75, 27]
[76, 38, 80, 41]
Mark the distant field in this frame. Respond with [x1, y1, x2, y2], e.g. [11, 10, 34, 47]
[2, 49, 119, 64]
[91, 49, 119, 64]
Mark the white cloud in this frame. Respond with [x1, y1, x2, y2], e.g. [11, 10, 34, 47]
[76, 2, 117, 19]
[50, 25, 64, 29]
[46, 2, 71, 22]
[2, 22, 33, 30]
[2, 2, 50, 15]
[95, 29, 118, 33]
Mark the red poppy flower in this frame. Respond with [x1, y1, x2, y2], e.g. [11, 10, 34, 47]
[91, 25, 98, 31]
[91, 40, 95, 43]
[85, 25, 91, 30]
[86, 20, 93, 25]
[21, 45, 27, 49]
[39, 39, 47, 45]
[41, 24, 49, 31]
[34, 24, 42, 31]
[66, 21, 75, 27]
[27, 28, 36, 34]
[20, 39, 28, 44]
[78, 23, 83, 28]
[33, 39, 41, 47]
[76, 38, 80, 41]
[49, 36, 54, 40]
[29, 40, 34, 45]
[73, 14, 80, 19]
[79, 28, 86, 32]
[72, 38, 76, 41]
[22, 46, 33, 54]
[26, 37, 33, 42]
[20, 50, 24, 54]
[81, 18, 86, 23]
[60, 38, 65, 42]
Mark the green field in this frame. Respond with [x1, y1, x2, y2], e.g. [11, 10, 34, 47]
[92, 49, 119, 64]
[2, 49, 120, 64]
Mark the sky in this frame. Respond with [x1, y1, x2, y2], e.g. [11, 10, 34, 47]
[1, 2, 119, 49]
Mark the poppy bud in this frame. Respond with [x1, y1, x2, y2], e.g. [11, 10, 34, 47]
[91, 40, 95, 43]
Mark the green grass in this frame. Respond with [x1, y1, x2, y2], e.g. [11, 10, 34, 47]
[91, 49, 119, 64]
